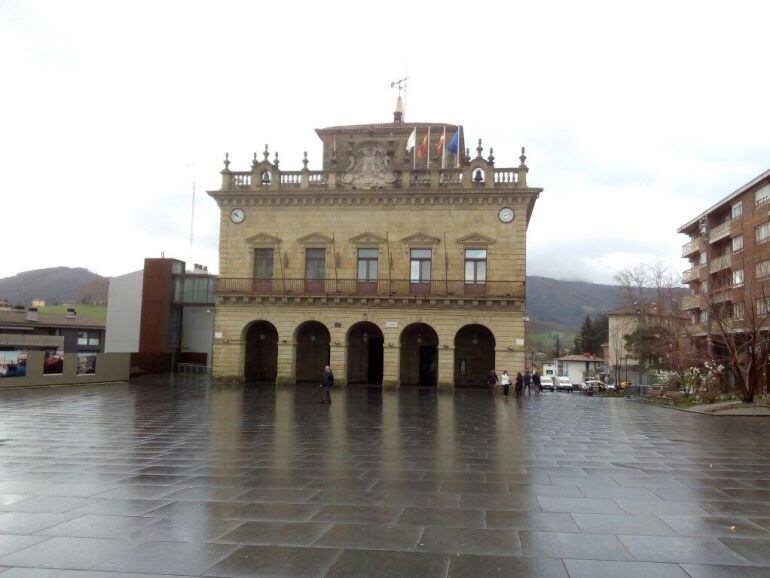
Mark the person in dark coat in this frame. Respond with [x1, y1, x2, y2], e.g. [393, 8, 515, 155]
[515, 372, 524, 398]
[524, 370, 532, 395]
[486, 369, 498, 391]
[532, 371, 541, 395]
[319, 365, 334, 404]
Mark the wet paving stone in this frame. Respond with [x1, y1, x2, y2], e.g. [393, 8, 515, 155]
[0, 375, 769, 576]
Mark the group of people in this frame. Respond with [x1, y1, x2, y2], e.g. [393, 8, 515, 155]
[487, 368, 541, 398]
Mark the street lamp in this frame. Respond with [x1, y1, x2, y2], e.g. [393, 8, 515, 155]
[634, 301, 644, 388]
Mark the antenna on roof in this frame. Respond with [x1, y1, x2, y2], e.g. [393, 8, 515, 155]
[391, 71, 409, 123]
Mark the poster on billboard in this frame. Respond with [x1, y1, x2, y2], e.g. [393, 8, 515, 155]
[44, 349, 64, 375]
[0, 351, 27, 378]
[76, 352, 97, 375]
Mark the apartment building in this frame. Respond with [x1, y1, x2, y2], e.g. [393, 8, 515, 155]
[679, 168, 770, 334]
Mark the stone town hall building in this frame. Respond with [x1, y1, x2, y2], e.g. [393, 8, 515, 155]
[207, 105, 541, 388]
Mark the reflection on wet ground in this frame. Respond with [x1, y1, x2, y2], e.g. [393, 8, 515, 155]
[0, 374, 769, 577]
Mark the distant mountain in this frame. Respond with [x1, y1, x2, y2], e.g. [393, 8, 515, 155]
[0, 267, 107, 306]
[526, 276, 626, 332]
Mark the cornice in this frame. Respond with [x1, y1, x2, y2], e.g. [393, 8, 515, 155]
[210, 188, 541, 209]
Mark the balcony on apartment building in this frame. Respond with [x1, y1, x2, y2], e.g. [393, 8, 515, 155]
[708, 220, 731, 244]
[709, 254, 731, 274]
[681, 238, 700, 258]
[712, 287, 732, 303]
[682, 266, 701, 283]
[680, 293, 703, 310]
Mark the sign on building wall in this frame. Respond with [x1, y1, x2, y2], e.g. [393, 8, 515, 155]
[77, 353, 97, 375]
[385, 321, 398, 328]
[44, 350, 64, 375]
[0, 351, 26, 378]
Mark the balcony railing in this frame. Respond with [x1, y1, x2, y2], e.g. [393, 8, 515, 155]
[681, 239, 700, 257]
[712, 288, 732, 303]
[682, 267, 700, 283]
[215, 278, 525, 299]
[709, 254, 731, 274]
[681, 294, 702, 310]
[708, 221, 731, 244]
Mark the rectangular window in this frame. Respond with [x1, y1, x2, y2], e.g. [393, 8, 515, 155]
[77, 330, 100, 347]
[357, 248, 379, 282]
[732, 201, 743, 219]
[757, 223, 770, 244]
[702, 280, 708, 294]
[410, 249, 432, 283]
[755, 184, 770, 207]
[758, 298, 770, 316]
[733, 302, 745, 320]
[305, 248, 326, 280]
[167, 307, 181, 348]
[253, 248, 274, 279]
[700, 310, 710, 323]
[464, 249, 487, 283]
[757, 260, 770, 279]
[732, 235, 743, 253]
[699, 252, 707, 266]
[733, 269, 744, 287]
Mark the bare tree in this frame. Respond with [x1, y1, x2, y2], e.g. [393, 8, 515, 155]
[699, 270, 770, 403]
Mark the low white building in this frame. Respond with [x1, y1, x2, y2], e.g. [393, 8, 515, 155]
[557, 354, 604, 385]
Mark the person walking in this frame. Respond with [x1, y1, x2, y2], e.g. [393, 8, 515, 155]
[319, 365, 334, 404]
[532, 370, 541, 395]
[515, 372, 523, 398]
[524, 370, 532, 395]
[501, 370, 511, 398]
[486, 369, 498, 391]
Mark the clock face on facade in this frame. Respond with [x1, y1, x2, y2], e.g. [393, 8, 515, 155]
[498, 207, 515, 223]
[230, 208, 245, 224]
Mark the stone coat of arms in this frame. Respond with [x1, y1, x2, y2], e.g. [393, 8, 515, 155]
[342, 145, 396, 189]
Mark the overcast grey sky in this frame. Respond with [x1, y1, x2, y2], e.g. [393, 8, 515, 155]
[2, 0, 769, 283]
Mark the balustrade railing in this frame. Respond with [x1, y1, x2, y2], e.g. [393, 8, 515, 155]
[709, 254, 731, 273]
[216, 278, 525, 299]
[223, 166, 526, 191]
[681, 239, 699, 257]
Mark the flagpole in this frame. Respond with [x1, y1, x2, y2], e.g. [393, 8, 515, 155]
[456, 126, 461, 169]
[441, 126, 447, 169]
[427, 126, 431, 169]
[413, 129, 417, 170]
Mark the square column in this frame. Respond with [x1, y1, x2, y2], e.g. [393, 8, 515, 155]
[437, 347, 454, 391]
[330, 344, 347, 387]
[382, 345, 400, 390]
[276, 342, 296, 386]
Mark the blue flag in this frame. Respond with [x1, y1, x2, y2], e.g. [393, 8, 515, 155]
[447, 130, 459, 154]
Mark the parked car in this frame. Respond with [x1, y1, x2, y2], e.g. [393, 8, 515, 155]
[580, 380, 604, 395]
[540, 378, 555, 392]
[606, 382, 618, 392]
[555, 376, 574, 392]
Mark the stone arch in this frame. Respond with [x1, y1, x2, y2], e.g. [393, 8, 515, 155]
[294, 320, 331, 383]
[454, 324, 496, 387]
[243, 320, 279, 382]
[346, 321, 384, 386]
[399, 322, 439, 386]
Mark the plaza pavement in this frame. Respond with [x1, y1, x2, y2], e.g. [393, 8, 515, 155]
[0, 375, 769, 577]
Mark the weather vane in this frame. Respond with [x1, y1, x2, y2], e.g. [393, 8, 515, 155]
[390, 76, 409, 97]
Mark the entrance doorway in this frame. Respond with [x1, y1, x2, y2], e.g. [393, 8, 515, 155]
[244, 320, 279, 382]
[454, 324, 495, 387]
[347, 322, 384, 385]
[400, 322, 438, 386]
[295, 321, 331, 383]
